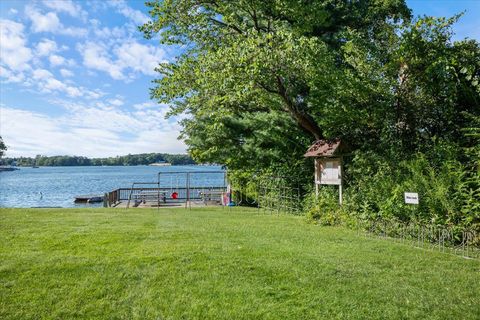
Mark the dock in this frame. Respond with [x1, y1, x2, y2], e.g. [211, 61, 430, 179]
[104, 170, 228, 208]
[106, 186, 227, 208]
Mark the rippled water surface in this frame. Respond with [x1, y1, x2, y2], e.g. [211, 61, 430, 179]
[0, 165, 224, 208]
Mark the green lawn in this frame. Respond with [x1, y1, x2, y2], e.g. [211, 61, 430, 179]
[0, 208, 478, 319]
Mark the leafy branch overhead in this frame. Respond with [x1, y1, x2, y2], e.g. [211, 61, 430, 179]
[142, 1, 478, 172]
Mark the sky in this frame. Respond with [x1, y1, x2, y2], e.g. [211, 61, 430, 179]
[0, 0, 479, 158]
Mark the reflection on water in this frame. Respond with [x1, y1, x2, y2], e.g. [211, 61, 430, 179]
[0, 165, 224, 208]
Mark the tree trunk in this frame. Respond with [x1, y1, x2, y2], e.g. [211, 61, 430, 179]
[276, 76, 323, 140]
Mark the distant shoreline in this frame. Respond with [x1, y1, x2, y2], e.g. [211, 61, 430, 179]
[0, 152, 196, 167]
[4, 164, 200, 168]
[0, 166, 19, 172]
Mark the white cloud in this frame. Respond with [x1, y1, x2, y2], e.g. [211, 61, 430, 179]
[0, 2, 185, 158]
[107, 98, 124, 106]
[49, 54, 65, 66]
[26, 5, 61, 32]
[78, 40, 167, 80]
[30, 68, 99, 98]
[93, 25, 127, 40]
[0, 105, 186, 157]
[133, 101, 158, 110]
[0, 19, 32, 71]
[32, 68, 54, 79]
[41, 0, 88, 21]
[0, 107, 68, 156]
[107, 0, 149, 25]
[59, 69, 74, 77]
[36, 38, 58, 56]
[77, 42, 125, 80]
[26, 5, 87, 37]
[85, 90, 104, 100]
[115, 41, 167, 76]
[0, 66, 25, 83]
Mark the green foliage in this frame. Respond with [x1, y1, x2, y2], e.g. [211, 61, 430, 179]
[305, 112, 479, 231]
[142, 0, 412, 173]
[305, 137, 478, 232]
[336, 152, 476, 231]
[305, 187, 342, 225]
[458, 113, 480, 229]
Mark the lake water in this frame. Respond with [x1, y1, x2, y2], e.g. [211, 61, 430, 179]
[0, 165, 225, 208]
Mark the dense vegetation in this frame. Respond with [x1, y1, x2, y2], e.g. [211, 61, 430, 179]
[143, 1, 479, 232]
[0, 153, 195, 166]
[1, 208, 478, 319]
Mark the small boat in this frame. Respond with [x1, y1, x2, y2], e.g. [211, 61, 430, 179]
[32, 166, 39, 168]
[74, 195, 104, 203]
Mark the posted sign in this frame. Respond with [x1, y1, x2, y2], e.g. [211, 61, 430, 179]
[404, 192, 419, 204]
[317, 159, 342, 185]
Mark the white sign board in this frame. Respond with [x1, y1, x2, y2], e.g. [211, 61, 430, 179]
[404, 192, 419, 204]
[317, 159, 342, 185]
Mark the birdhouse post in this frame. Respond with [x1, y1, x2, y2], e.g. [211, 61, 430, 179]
[304, 139, 345, 205]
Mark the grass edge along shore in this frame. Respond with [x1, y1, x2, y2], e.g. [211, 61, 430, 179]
[1, 207, 479, 319]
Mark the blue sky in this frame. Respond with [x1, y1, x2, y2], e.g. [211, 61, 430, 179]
[0, 0, 479, 157]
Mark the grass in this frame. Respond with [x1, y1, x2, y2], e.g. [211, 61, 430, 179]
[0, 207, 479, 319]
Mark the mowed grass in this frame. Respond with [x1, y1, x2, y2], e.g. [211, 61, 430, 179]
[0, 208, 479, 319]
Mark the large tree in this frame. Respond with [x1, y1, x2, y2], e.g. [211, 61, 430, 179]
[141, 0, 411, 170]
[142, 1, 479, 175]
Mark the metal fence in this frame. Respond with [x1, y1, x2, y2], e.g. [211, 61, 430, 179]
[230, 175, 303, 215]
[356, 219, 480, 260]
[107, 170, 228, 208]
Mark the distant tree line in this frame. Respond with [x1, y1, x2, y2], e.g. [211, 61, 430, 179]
[0, 153, 196, 166]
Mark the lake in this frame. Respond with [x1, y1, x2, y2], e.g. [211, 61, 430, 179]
[0, 165, 225, 208]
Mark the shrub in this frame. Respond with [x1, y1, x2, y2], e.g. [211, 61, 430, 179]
[304, 151, 478, 233]
[304, 187, 343, 225]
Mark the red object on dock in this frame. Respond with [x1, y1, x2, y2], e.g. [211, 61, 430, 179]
[171, 192, 178, 199]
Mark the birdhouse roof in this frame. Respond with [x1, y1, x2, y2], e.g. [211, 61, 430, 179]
[304, 139, 343, 158]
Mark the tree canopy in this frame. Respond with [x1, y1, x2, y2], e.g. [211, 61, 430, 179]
[141, 0, 406, 167]
[142, 1, 479, 173]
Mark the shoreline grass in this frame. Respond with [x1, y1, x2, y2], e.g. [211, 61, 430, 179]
[1, 207, 479, 319]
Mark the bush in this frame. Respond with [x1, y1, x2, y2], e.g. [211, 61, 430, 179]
[304, 187, 343, 225]
[343, 152, 477, 230]
[304, 151, 479, 233]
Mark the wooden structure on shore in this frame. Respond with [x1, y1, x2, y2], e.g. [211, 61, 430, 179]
[305, 139, 346, 204]
[106, 170, 228, 208]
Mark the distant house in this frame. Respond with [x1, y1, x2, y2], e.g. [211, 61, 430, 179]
[149, 161, 171, 166]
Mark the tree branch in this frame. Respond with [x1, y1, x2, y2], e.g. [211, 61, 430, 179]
[208, 18, 244, 35]
[275, 76, 323, 140]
